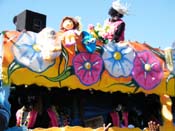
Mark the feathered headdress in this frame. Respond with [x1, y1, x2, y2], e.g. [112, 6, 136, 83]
[112, 0, 129, 15]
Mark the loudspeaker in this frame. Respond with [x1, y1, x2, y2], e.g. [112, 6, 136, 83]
[14, 9, 46, 33]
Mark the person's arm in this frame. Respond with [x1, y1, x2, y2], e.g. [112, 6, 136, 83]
[103, 123, 111, 131]
[112, 22, 125, 42]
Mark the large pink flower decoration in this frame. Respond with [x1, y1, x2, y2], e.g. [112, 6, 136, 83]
[73, 52, 103, 86]
[132, 51, 163, 90]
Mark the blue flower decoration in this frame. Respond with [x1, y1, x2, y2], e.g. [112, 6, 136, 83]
[102, 41, 135, 77]
[12, 31, 55, 73]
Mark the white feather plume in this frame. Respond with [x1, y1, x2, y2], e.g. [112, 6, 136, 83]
[112, 0, 129, 15]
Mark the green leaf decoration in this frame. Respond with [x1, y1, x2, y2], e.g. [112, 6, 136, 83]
[151, 49, 165, 61]
[96, 45, 104, 55]
[166, 73, 175, 92]
[57, 46, 70, 86]
[133, 86, 140, 93]
[8, 60, 23, 81]
[105, 78, 140, 93]
[1, 31, 6, 35]
[143, 43, 165, 61]
[38, 66, 74, 82]
[61, 46, 69, 70]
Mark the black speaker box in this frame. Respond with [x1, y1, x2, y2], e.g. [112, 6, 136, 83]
[15, 9, 46, 33]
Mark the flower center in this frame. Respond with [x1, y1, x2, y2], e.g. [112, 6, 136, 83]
[144, 64, 151, 71]
[113, 52, 121, 60]
[33, 44, 41, 52]
[84, 62, 91, 70]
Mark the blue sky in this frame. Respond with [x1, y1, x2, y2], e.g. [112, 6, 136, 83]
[0, 0, 175, 49]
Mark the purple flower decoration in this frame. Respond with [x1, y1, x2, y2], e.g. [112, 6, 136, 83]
[73, 52, 103, 86]
[132, 51, 163, 90]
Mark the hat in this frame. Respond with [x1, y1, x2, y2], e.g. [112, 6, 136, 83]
[112, 0, 128, 15]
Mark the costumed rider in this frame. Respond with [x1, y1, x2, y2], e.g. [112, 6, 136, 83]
[107, 0, 128, 43]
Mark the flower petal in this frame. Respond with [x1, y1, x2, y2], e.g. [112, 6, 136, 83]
[73, 52, 103, 86]
[132, 51, 163, 90]
[12, 32, 55, 73]
[102, 42, 135, 78]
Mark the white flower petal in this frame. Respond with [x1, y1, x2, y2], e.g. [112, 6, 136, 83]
[102, 49, 113, 60]
[13, 31, 55, 73]
[112, 62, 124, 77]
[102, 42, 135, 77]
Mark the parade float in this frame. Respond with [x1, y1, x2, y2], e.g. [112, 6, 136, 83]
[0, 24, 175, 131]
[0, 3, 175, 131]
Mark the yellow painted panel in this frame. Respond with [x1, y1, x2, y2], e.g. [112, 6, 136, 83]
[1, 31, 175, 96]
